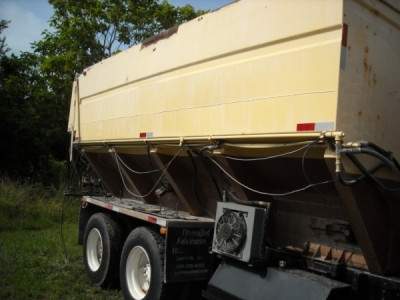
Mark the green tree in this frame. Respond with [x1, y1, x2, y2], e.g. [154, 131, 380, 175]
[0, 21, 60, 181]
[1, 2, 205, 184]
[156, 1, 202, 29]
[0, 20, 10, 56]
[34, 0, 204, 97]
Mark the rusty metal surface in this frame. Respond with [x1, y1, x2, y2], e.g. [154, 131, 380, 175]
[305, 242, 367, 270]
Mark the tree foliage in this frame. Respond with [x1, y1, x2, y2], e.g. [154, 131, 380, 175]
[0, 2, 205, 185]
[0, 20, 10, 56]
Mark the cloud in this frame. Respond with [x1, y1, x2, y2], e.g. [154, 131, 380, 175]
[0, 1, 49, 53]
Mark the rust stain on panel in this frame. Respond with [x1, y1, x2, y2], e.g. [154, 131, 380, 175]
[363, 46, 377, 87]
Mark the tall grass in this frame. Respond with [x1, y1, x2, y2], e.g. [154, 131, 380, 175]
[0, 180, 124, 298]
[0, 179, 77, 230]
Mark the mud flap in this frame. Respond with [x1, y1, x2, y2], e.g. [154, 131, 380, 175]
[203, 262, 352, 300]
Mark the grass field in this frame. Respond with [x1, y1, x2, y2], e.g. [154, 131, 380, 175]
[0, 180, 122, 299]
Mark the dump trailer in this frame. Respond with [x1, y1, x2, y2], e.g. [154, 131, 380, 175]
[67, 0, 400, 299]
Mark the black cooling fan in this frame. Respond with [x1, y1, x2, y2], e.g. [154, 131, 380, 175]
[215, 210, 247, 254]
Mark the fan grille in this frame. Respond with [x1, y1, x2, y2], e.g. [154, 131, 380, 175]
[215, 210, 247, 254]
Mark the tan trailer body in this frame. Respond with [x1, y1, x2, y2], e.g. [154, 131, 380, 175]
[69, 0, 400, 159]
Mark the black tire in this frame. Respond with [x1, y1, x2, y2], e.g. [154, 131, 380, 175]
[83, 213, 122, 288]
[120, 227, 165, 300]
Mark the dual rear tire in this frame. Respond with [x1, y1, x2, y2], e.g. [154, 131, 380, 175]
[120, 227, 165, 300]
[83, 213, 164, 300]
[83, 213, 121, 288]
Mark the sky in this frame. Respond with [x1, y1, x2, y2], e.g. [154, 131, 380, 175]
[0, 0, 232, 54]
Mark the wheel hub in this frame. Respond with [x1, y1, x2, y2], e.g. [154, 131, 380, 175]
[126, 246, 151, 300]
[86, 228, 103, 272]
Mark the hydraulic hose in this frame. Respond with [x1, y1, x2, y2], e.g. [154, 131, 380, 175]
[341, 147, 396, 170]
[339, 143, 400, 192]
[338, 161, 385, 186]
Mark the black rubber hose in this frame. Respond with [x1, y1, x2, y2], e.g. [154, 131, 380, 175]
[338, 161, 385, 186]
[357, 141, 392, 157]
[392, 156, 400, 172]
[339, 143, 400, 190]
[340, 147, 395, 170]
[346, 153, 400, 192]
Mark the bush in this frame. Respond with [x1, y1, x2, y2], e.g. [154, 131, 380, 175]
[0, 179, 77, 230]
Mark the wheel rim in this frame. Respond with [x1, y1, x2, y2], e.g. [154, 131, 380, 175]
[86, 228, 103, 272]
[126, 246, 151, 300]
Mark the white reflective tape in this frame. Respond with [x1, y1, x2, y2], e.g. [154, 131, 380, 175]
[315, 122, 335, 131]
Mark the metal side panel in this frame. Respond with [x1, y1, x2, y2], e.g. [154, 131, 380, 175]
[337, 0, 400, 164]
[204, 263, 352, 300]
[72, 0, 342, 142]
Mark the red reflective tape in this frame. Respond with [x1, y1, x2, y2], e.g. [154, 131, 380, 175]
[139, 132, 146, 138]
[297, 123, 315, 132]
[342, 23, 348, 47]
[147, 216, 157, 224]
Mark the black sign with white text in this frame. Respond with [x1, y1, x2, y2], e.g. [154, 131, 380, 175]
[165, 225, 214, 283]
